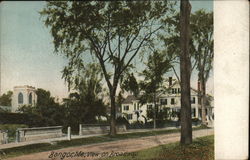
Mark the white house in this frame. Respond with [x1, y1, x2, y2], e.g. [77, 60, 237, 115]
[121, 77, 214, 123]
[11, 85, 37, 112]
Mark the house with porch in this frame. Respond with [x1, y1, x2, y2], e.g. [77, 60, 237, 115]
[121, 77, 214, 124]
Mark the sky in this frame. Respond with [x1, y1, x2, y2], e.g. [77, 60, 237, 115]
[0, 1, 213, 100]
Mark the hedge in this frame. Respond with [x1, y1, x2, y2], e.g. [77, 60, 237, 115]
[0, 112, 45, 127]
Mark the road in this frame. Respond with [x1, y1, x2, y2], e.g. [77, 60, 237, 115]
[6, 129, 214, 160]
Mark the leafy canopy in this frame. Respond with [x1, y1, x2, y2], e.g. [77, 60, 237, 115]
[0, 91, 13, 106]
[40, 1, 176, 92]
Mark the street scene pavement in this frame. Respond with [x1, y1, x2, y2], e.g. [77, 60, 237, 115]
[7, 129, 213, 160]
[0, 127, 181, 150]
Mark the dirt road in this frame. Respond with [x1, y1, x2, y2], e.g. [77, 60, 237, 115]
[7, 129, 213, 160]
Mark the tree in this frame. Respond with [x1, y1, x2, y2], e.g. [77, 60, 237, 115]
[161, 8, 213, 126]
[180, 0, 192, 145]
[139, 51, 172, 129]
[63, 63, 107, 130]
[0, 91, 13, 106]
[116, 91, 125, 116]
[40, 1, 175, 136]
[35, 88, 65, 126]
[18, 88, 66, 126]
[121, 73, 139, 97]
[190, 10, 213, 124]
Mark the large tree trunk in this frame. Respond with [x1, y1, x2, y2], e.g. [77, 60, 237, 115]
[153, 92, 156, 129]
[200, 75, 207, 124]
[109, 90, 117, 136]
[180, 0, 192, 145]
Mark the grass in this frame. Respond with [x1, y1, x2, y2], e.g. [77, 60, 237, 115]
[104, 135, 214, 160]
[0, 125, 210, 159]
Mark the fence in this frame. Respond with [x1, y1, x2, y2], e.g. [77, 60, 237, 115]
[0, 130, 8, 144]
[16, 126, 63, 142]
[79, 124, 126, 136]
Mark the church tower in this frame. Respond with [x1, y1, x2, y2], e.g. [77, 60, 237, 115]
[11, 85, 37, 112]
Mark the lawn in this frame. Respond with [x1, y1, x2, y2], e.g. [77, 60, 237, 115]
[104, 135, 214, 160]
[0, 125, 210, 159]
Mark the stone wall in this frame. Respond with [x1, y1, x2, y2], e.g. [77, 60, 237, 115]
[17, 126, 63, 142]
[79, 124, 127, 135]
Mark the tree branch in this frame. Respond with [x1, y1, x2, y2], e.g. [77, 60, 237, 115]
[171, 65, 180, 83]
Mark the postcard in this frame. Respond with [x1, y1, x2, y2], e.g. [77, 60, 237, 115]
[0, 1, 248, 160]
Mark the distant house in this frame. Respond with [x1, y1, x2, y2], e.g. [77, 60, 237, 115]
[11, 85, 37, 112]
[121, 77, 214, 123]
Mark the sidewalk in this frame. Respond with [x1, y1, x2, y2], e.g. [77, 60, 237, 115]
[7, 128, 214, 160]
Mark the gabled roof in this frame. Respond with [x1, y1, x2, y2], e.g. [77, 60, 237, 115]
[122, 95, 138, 104]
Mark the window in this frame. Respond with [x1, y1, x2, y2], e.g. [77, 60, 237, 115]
[134, 103, 136, 110]
[172, 88, 175, 94]
[192, 97, 196, 104]
[192, 108, 196, 117]
[174, 88, 177, 94]
[147, 105, 152, 110]
[171, 98, 175, 105]
[18, 93, 23, 104]
[127, 114, 133, 120]
[160, 99, 167, 105]
[137, 105, 139, 110]
[29, 93, 32, 104]
[178, 88, 181, 93]
[123, 105, 129, 111]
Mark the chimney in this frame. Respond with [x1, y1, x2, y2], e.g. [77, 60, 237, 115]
[169, 77, 172, 86]
[197, 81, 200, 91]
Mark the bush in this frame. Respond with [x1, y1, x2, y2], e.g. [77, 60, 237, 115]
[0, 124, 28, 138]
[116, 116, 129, 126]
[192, 118, 201, 126]
[192, 118, 200, 122]
[0, 112, 44, 127]
[128, 121, 145, 129]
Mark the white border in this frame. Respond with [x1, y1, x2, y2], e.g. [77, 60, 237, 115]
[214, 0, 249, 159]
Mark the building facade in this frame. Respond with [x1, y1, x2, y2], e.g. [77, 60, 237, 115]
[121, 78, 214, 123]
[11, 85, 37, 112]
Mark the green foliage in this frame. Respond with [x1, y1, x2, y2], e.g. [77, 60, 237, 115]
[116, 116, 129, 126]
[0, 91, 13, 106]
[62, 63, 107, 131]
[116, 92, 125, 113]
[40, 2, 177, 135]
[105, 135, 214, 160]
[139, 51, 172, 102]
[0, 126, 208, 159]
[191, 10, 213, 81]
[35, 88, 66, 126]
[121, 73, 139, 97]
[17, 89, 66, 128]
[0, 112, 44, 127]
[0, 124, 28, 138]
[161, 9, 213, 76]
[139, 51, 172, 128]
